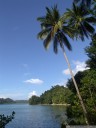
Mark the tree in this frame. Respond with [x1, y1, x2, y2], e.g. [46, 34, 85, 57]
[0, 112, 15, 128]
[66, 71, 87, 93]
[29, 85, 71, 105]
[64, 3, 96, 41]
[37, 4, 93, 124]
[29, 95, 40, 105]
[85, 34, 96, 69]
[66, 70, 96, 125]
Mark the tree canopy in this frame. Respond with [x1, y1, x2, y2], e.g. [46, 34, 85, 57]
[29, 85, 71, 105]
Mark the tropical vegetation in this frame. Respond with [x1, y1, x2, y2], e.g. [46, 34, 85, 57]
[29, 85, 71, 105]
[65, 34, 96, 125]
[37, 0, 96, 125]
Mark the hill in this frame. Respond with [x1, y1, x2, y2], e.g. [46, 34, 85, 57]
[0, 98, 15, 104]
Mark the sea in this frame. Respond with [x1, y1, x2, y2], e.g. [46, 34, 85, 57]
[0, 104, 67, 128]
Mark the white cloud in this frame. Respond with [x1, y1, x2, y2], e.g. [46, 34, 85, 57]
[24, 78, 44, 85]
[28, 91, 37, 98]
[73, 61, 89, 74]
[62, 69, 70, 75]
[62, 61, 89, 75]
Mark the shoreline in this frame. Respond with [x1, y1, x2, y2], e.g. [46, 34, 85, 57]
[41, 103, 70, 106]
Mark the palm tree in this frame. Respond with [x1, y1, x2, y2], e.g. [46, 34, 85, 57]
[37, 5, 90, 124]
[64, 3, 96, 41]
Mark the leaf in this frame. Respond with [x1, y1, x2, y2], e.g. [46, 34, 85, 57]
[60, 32, 72, 51]
[43, 32, 52, 49]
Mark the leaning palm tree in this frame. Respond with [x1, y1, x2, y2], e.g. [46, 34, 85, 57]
[37, 5, 90, 124]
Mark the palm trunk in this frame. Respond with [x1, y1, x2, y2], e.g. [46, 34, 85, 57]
[62, 47, 89, 125]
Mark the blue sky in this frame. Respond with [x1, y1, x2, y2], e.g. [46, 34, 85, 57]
[0, 0, 91, 100]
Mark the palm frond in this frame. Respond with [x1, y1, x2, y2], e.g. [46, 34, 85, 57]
[60, 32, 72, 51]
[37, 28, 51, 39]
[74, 0, 80, 4]
[52, 5, 60, 22]
[37, 16, 46, 22]
[43, 32, 52, 49]
[73, 3, 78, 15]
[86, 17, 96, 23]
[84, 21, 95, 34]
[79, 27, 85, 41]
[80, 23, 89, 38]
[74, 0, 92, 8]
[53, 35, 58, 54]
[62, 26, 75, 39]
[41, 23, 51, 29]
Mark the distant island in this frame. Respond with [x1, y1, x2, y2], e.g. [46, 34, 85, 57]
[0, 98, 28, 104]
[0, 98, 15, 104]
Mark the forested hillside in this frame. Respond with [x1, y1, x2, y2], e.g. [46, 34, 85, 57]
[29, 85, 71, 105]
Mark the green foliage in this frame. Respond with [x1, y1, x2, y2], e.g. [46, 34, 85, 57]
[29, 96, 40, 105]
[0, 111, 15, 128]
[66, 69, 96, 124]
[85, 34, 96, 69]
[66, 71, 87, 93]
[64, 2, 96, 41]
[90, 0, 96, 17]
[37, 5, 73, 54]
[29, 85, 71, 105]
[74, 0, 92, 8]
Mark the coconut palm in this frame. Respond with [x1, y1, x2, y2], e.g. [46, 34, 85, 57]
[64, 3, 96, 41]
[37, 5, 89, 124]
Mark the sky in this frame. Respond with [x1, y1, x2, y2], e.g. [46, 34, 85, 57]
[0, 0, 91, 100]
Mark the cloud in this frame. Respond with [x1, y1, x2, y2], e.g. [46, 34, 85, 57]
[28, 91, 37, 98]
[73, 61, 89, 73]
[62, 61, 89, 75]
[24, 78, 44, 85]
[62, 69, 70, 75]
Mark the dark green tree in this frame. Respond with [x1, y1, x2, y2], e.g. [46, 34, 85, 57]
[66, 71, 87, 93]
[0, 112, 15, 128]
[66, 70, 96, 125]
[29, 95, 40, 105]
[85, 34, 96, 69]
[81, 70, 96, 124]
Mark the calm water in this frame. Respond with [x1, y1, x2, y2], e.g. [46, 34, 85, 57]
[0, 104, 67, 128]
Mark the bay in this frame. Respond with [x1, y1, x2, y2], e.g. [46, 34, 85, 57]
[0, 104, 67, 128]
